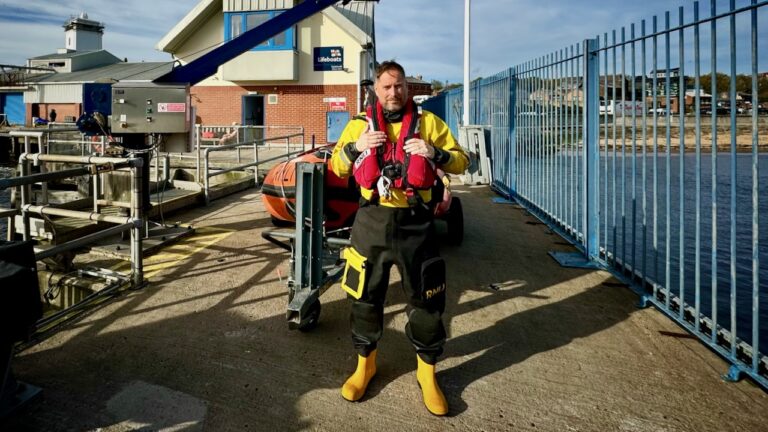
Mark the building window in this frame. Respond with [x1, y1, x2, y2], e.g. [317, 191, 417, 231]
[230, 15, 243, 39]
[225, 11, 295, 51]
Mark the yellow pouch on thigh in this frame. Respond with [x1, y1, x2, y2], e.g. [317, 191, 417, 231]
[341, 247, 367, 299]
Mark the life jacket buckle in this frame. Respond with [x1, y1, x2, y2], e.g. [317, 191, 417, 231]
[381, 163, 402, 180]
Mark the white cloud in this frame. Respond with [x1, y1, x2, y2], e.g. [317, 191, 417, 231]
[0, 0, 197, 65]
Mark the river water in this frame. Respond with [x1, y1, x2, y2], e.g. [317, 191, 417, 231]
[519, 151, 768, 351]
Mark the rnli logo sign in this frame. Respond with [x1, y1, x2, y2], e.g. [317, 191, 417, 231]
[314, 46, 344, 71]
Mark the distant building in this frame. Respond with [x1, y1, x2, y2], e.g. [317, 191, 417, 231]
[684, 89, 712, 107]
[27, 50, 120, 75]
[63, 13, 105, 52]
[407, 75, 432, 99]
[644, 68, 682, 113]
[24, 62, 174, 125]
[27, 13, 114, 74]
[19, 13, 168, 125]
[1, 13, 112, 126]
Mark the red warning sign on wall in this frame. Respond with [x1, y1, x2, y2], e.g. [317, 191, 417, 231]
[329, 101, 346, 111]
[158, 103, 186, 113]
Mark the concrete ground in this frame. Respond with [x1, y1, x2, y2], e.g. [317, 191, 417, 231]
[3, 183, 768, 431]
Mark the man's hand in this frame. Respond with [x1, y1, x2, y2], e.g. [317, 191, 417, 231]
[355, 127, 388, 152]
[403, 138, 435, 159]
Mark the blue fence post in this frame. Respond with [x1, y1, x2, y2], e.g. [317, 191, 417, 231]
[547, 39, 602, 270]
[473, 79, 480, 125]
[508, 66, 517, 195]
[583, 38, 600, 261]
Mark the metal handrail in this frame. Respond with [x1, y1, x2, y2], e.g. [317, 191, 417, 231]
[202, 132, 306, 204]
[8, 141, 145, 289]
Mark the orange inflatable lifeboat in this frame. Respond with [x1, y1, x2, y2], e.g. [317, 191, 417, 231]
[261, 145, 360, 230]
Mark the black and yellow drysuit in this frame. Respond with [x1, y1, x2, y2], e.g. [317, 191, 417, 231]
[330, 108, 468, 365]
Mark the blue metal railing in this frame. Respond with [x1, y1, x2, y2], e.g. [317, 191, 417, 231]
[423, 0, 767, 390]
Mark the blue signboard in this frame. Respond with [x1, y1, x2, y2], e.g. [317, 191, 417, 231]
[313, 46, 344, 71]
[83, 83, 113, 116]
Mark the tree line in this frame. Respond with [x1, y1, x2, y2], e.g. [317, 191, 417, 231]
[696, 73, 768, 101]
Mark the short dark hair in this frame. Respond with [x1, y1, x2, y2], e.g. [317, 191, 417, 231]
[375, 60, 405, 79]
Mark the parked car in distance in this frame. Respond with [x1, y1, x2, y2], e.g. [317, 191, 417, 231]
[704, 107, 730, 115]
[648, 107, 667, 115]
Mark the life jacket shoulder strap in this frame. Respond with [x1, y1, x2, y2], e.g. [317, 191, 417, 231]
[401, 101, 422, 190]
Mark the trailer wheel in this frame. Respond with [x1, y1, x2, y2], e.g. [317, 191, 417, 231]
[287, 287, 322, 332]
[446, 197, 464, 246]
[297, 300, 321, 332]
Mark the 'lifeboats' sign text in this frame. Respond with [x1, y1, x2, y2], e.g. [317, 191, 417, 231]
[314, 46, 344, 71]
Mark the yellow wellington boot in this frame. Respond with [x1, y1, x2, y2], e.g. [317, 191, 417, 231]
[341, 350, 377, 402]
[416, 356, 448, 416]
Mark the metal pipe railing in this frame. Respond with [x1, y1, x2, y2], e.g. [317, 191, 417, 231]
[2, 134, 147, 339]
[0, 163, 128, 189]
[18, 153, 133, 165]
[202, 132, 305, 204]
[130, 155, 144, 287]
[35, 222, 136, 260]
[22, 204, 132, 225]
[7, 135, 145, 291]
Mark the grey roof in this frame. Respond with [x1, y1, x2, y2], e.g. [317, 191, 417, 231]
[334, 2, 375, 37]
[29, 49, 117, 61]
[26, 62, 175, 83]
[406, 76, 430, 85]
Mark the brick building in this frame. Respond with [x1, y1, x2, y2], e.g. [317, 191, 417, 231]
[407, 75, 432, 98]
[158, 0, 377, 144]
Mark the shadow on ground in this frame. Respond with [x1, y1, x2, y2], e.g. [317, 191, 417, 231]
[3, 187, 637, 431]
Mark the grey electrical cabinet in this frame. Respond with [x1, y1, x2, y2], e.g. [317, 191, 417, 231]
[458, 125, 492, 185]
[110, 82, 190, 134]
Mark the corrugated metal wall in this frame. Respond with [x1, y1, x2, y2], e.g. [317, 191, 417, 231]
[24, 84, 83, 104]
[1, 93, 25, 125]
[224, 0, 295, 12]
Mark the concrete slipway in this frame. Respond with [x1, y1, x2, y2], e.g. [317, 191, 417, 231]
[3, 183, 768, 431]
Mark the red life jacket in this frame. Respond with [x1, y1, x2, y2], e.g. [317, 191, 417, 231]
[352, 100, 436, 194]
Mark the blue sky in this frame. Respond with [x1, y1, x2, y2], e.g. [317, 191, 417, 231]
[0, 0, 764, 83]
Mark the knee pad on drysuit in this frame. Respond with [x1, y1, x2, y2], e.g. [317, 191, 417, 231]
[351, 301, 384, 354]
[405, 306, 446, 361]
[404, 256, 447, 359]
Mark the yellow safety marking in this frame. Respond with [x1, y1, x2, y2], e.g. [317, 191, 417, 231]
[113, 227, 234, 280]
